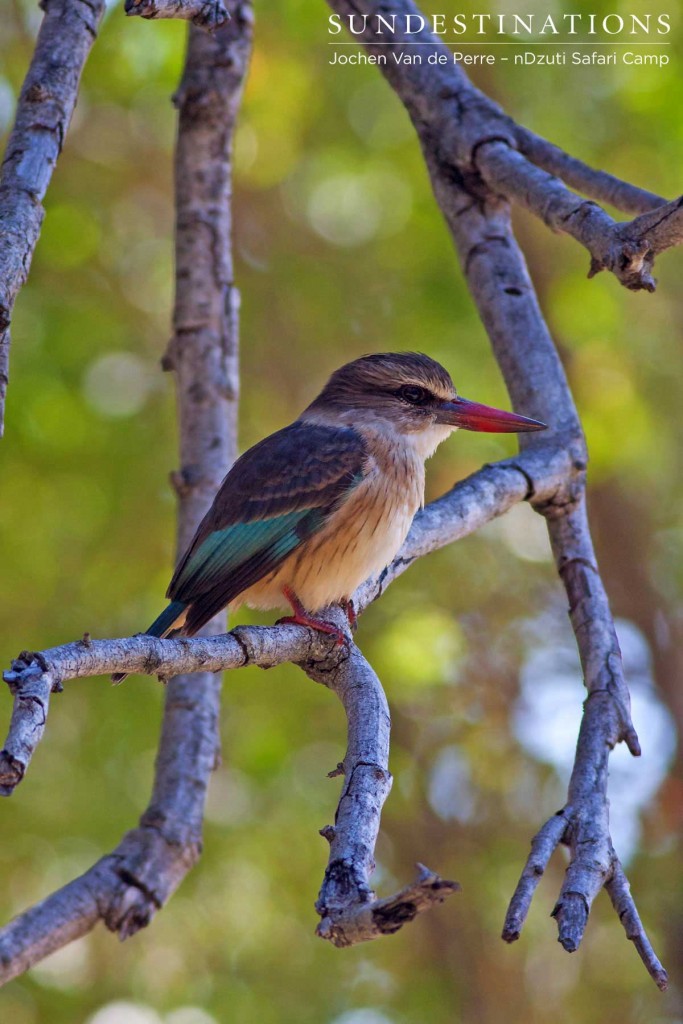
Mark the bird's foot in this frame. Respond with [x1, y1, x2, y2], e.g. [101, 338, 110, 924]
[278, 586, 348, 647]
[340, 598, 357, 632]
[276, 612, 347, 646]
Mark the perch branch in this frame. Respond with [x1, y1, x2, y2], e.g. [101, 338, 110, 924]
[325, 0, 667, 984]
[0, 0, 106, 436]
[1, 446, 571, 794]
[124, 0, 229, 31]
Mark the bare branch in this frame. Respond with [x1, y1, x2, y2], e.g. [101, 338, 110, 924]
[324, 0, 667, 982]
[438, 151, 663, 980]
[474, 140, 682, 292]
[502, 808, 571, 942]
[1, 445, 574, 795]
[606, 859, 669, 990]
[325, 0, 681, 294]
[0, 817, 207, 986]
[0, 8, 252, 986]
[513, 126, 667, 216]
[124, 0, 229, 30]
[0, 0, 106, 436]
[0, 630, 458, 979]
[303, 630, 460, 944]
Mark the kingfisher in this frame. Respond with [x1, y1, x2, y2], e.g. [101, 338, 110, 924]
[112, 353, 544, 681]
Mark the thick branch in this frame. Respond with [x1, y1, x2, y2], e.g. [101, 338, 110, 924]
[0, 9, 252, 986]
[123, 2, 251, 958]
[0, 0, 106, 436]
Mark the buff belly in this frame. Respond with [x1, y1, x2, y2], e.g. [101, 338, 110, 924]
[235, 470, 421, 612]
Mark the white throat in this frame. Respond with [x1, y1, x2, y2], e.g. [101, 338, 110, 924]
[405, 422, 456, 460]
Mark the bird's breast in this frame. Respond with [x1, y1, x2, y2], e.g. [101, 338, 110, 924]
[239, 446, 424, 612]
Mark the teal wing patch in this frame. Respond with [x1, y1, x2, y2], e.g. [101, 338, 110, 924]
[171, 511, 315, 601]
[166, 420, 368, 635]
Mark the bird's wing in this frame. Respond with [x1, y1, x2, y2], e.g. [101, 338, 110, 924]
[168, 421, 368, 626]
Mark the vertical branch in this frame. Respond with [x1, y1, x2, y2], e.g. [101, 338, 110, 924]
[142, 9, 252, 872]
[0, 0, 106, 435]
[0, 18, 253, 978]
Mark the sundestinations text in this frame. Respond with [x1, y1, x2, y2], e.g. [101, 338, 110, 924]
[328, 13, 671, 37]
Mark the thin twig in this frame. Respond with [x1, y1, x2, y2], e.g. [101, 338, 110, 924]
[474, 140, 683, 292]
[514, 126, 666, 216]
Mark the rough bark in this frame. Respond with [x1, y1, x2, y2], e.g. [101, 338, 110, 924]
[0, 7, 252, 985]
[124, 0, 229, 29]
[321, 0, 671, 988]
[0, 0, 106, 436]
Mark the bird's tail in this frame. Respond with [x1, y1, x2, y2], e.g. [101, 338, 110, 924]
[111, 600, 188, 685]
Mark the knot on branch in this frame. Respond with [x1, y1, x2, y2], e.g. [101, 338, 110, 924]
[588, 237, 656, 293]
[124, 0, 229, 30]
[532, 474, 584, 520]
[0, 750, 25, 794]
[105, 872, 159, 940]
[526, 439, 587, 519]
[316, 864, 460, 948]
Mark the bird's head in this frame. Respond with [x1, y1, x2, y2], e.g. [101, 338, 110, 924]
[305, 352, 545, 454]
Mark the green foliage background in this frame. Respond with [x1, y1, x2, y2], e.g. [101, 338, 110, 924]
[1, 1, 682, 1022]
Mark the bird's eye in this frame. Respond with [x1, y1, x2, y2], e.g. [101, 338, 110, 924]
[399, 385, 429, 405]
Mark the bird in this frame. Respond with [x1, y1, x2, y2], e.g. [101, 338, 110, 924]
[112, 352, 544, 682]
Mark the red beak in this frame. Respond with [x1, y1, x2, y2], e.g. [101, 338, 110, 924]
[436, 396, 546, 433]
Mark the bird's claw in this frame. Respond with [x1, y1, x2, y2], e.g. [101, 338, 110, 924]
[340, 599, 358, 632]
[275, 614, 347, 647]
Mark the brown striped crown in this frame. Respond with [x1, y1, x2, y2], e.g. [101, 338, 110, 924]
[305, 352, 456, 419]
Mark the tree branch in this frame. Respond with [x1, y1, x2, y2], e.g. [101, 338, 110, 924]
[0, 6, 252, 988]
[474, 140, 683, 292]
[513, 126, 667, 216]
[1, 446, 570, 794]
[326, 0, 681, 293]
[0, 0, 106, 437]
[326, 0, 668, 985]
[308, 634, 460, 945]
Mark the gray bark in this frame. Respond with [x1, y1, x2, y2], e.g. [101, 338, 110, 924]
[0, 0, 106, 435]
[124, 0, 229, 28]
[0, 7, 252, 985]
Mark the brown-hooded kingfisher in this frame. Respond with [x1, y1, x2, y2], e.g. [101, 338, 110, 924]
[113, 353, 544, 681]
